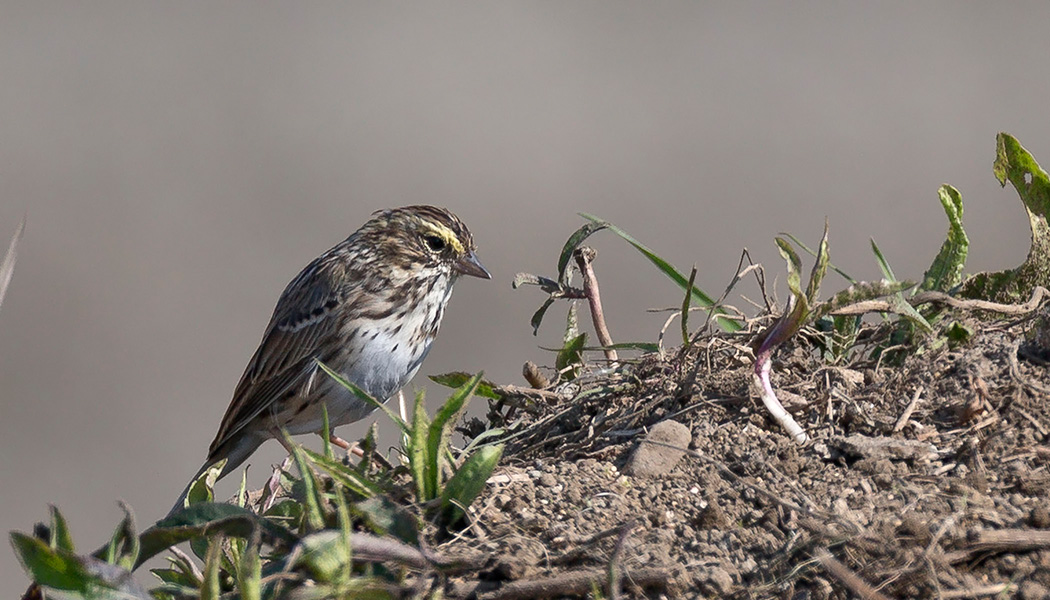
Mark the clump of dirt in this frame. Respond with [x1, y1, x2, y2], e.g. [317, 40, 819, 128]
[440, 314, 1050, 599]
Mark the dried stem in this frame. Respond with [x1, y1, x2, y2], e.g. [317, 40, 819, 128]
[574, 246, 618, 362]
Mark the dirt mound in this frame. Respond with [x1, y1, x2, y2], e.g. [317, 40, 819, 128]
[442, 316, 1050, 599]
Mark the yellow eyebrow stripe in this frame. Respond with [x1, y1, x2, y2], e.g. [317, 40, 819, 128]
[419, 221, 464, 254]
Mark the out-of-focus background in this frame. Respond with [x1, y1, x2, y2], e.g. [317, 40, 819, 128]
[2, 2, 1049, 591]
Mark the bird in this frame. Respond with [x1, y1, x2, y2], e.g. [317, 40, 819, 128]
[167, 205, 489, 516]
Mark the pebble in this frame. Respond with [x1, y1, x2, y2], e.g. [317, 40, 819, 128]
[624, 419, 692, 478]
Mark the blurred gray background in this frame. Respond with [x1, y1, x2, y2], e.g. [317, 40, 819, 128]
[3, 2, 1049, 591]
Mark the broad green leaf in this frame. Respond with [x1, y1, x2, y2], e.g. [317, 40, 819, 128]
[352, 496, 420, 546]
[556, 333, 586, 379]
[921, 185, 969, 292]
[579, 213, 742, 332]
[186, 459, 227, 508]
[438, 444, 504, 528]
[961, 133, 1050, 302]
[429, 372, 501, 399]
[143, 504, 296, 569]
[11, 533, 149, 599]
[426, 373, 483, 499]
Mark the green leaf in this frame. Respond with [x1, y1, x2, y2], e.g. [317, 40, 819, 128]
[409, 388, 430, 502]
[187, 459, 227, 508]
[775, 237, 805, 300]
[556, 333, 587, 379]
[429, 372, 501, 400]
[579, 213, 742, 332]
[781, 231, 856, 283]
[48, 505, 75, 553]
[426, 372, 483, 499]
[289, 438, 327, 532]
[870, 239, 933, 333]
[300, 447, 384, 498]
[529, 297, 556, 335]
[11, 532, 149, 599]
[104, 503, 139, 571]
[236, 527, 261, 600]
[438, 444, 504, 528]
[316, 360, 408, 433]
[199, 536, 222, 600]
[144, 503, 298, 570]
[805, 221, 830, 305]
[557, 221, 609, 285]
[581, 341, 661, 353]
[961, 133, 1050, 302]
[921, 185, 969, 292]
[352, 496, 420, 546]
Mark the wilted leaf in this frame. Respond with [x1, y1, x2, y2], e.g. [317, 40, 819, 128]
[429, 372, 501, 399]
[961, 133, 1050, 302]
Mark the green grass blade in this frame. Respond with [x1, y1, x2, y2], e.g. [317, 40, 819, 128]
[316, 360, 408, 434]
[289, 437, 327, 532]
[579, 213, 742, 332]
[0, 214, 25, 316]
[236, 527, 261, 600]
[774, 237, 804, 299]
[300, 447, 384, 498]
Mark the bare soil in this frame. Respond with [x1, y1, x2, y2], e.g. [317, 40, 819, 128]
[439, 312, 1050, 599]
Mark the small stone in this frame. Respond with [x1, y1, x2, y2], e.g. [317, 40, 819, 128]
[1029, 505, 1050, 529]
[1019, 580, 1049, 600]
[537, 473, 557, 487]
[701, 567, 734, 595]
[624, 420, 692, 478]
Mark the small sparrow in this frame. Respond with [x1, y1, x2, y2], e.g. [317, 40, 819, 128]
[168, 205, 489, 515]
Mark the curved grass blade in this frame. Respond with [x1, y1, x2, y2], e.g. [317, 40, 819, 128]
[579, 213, 741, 332]
[316, 360, 408, 433]
[0, 214, 25, 316]
[558, 221, 608, 285]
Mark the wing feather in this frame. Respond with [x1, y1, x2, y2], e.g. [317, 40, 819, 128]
[207, 257, 350, 457]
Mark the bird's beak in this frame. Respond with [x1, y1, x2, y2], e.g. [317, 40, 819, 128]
[454, 250, 491, 279]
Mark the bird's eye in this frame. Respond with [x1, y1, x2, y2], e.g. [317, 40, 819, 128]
[423, 235, 446, 252]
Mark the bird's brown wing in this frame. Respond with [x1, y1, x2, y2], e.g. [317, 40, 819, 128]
[207, 264, 345, 458]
